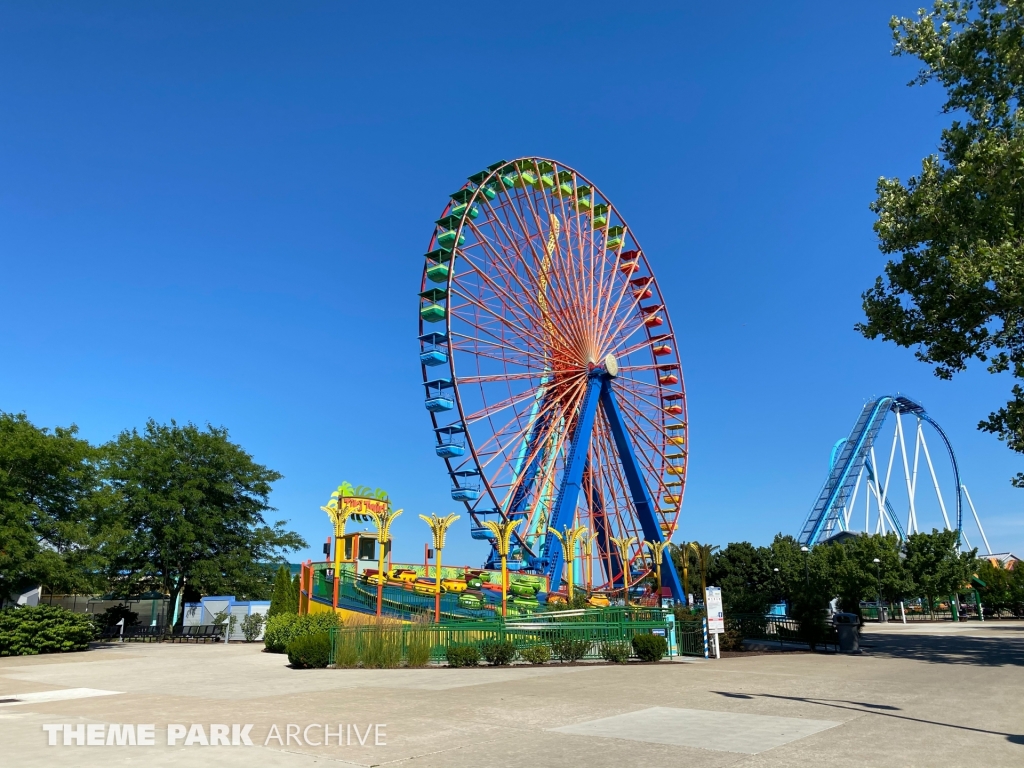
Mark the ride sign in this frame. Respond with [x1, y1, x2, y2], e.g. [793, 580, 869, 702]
[705, 586, 724, 634]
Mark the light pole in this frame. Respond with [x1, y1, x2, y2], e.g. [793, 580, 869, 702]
[800, 546, 810, 588]
[873, 557, 883, 623]
[364, 505, 403, 617]
[419, 513, 459, 622]
[610, 536, 638, 606]
[551, 525, 588, 604]
[481, 518, 522, 618]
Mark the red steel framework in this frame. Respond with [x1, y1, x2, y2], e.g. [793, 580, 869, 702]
[418, 157, 688, 592]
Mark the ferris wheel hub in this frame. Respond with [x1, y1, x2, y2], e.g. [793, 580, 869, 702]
[604, 353, 619, 378]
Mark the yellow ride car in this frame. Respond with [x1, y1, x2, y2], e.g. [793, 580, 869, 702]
[390, 569, 419, 583]
[441, 579, 467, 593]
[587, 593, 610, 607]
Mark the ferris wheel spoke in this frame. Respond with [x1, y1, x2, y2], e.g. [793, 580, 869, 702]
[513, 180, 597, 356]
[461, 220, 547, 314]
[448, 324, 549, 371]
[477, 380, 587, 480]
[448, 291, 551, 354]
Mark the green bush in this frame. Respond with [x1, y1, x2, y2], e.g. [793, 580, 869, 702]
[93, 604, 139, 629]
[286, 632, 332, 669]
[551, 637, 590, 662]
[405, 628, 432, 668]
[361, 624, 402, 669]
[333, 630, 360, 668]
[241, 613, 265, 643]
[520, 645, 551, 665]
[600, 641, 631, 663]
[631, 633, 667, 662]
[480, 640, 516, 666]
[0, 605, 96, 656]
[264, 611, 339, 653]
[445, 644, 480, 667]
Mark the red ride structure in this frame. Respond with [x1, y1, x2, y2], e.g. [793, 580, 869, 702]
[418, 158, 688, 601]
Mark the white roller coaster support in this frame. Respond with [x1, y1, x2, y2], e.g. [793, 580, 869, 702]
[910, 420, 923, 534]
[962, 484, 992, 555]
[868, 448, 883, 533]
[919, 434, 952, 531]
[896, 411, 918, 539]
[844, 467, 864, 530]
[878, 423, 900, 535]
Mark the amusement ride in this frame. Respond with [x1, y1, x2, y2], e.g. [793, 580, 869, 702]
[417, 157, 687, 602]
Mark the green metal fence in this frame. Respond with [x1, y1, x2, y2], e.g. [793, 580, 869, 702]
[728, 614, 838, 651]
[327, 614, 705, 665]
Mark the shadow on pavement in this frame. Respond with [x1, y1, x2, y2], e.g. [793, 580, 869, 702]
[862, 630, 1024, 667]
[711, 691, 1023, 745]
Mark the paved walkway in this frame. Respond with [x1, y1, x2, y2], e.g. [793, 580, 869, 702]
[1, 621, 1021, 767]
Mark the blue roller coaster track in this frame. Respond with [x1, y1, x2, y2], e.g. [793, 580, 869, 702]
[798, 395, 963, 547]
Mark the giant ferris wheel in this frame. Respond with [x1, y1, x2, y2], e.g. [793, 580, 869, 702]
[418, 158, 687, 599]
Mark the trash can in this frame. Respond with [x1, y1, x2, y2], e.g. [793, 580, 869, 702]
[833, 612, 860, 653]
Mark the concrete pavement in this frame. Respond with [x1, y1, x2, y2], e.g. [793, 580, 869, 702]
[0, 621, 1021, 767]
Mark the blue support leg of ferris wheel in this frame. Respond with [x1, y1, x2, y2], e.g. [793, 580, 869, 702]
[542, 372, 604, 591]
[600, 378, 686, 602]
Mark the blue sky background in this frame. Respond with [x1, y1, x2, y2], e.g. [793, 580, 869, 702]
[1, 2, 1020, 567]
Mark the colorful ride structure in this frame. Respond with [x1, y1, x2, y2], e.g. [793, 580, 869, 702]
[417, 158, 688, 600]
[798, 395, 993, 553]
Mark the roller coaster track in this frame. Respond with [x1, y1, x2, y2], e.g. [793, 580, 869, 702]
[798, 395, 963, 547]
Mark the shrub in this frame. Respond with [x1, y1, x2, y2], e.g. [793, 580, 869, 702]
[361, 623, 402, 669]
[520, 645, 551, 665]
[551, 637, 590, 663]
[286, 632, 332, 669]
[631, 633, 667, 662]
[264, 611, 340, 653]
[480, 640, 516, 666]
[718, 620, 746, 652]
[333, 630, 360, 668]
[0, 605, 95, 656]
[93, 604, 139, 629]
[445, 644, 480, 667]
[600, 641, 631, 663]
[241, 613, 265, 643]
[405, 626, 432, 668]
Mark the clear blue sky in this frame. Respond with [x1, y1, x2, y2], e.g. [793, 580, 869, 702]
[1, 2, 1020, 566]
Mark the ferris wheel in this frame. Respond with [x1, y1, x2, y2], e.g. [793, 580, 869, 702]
[418, 158, 687, 599]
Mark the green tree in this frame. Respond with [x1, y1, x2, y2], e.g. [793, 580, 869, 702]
[859, 1, 1024, 485]
[103, 420, 306, 625]
[268, 565, 297, 617]
[904, 529, 977, 612]
[707, 541, 773, 614]
[975, 558, 1013, 613]
[829, 533, 914, 616]
[0, 412, 111, 599]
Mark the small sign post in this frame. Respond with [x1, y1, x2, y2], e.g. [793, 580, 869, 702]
[705, 586, 724, 659]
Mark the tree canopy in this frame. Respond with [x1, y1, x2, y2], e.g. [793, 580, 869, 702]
[859, 0, 1024, 485]
[103, 420, 306, 623]
[0, 412, 110, 600]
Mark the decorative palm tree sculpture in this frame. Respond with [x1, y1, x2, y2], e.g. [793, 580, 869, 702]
[644, 540, 671, 600]
[364, 505, 403, 616]
[610, 535, 638, 606]
[551, 525, 588, 603]
[481, 519, 522, 618]
[418, 513, 459, 622]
